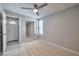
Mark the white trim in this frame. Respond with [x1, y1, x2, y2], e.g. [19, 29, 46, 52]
[6, 15, 18, 19]
[19, 17, 21, 43]
[2, 10, 7, 53]
[42, 39, 79, 55]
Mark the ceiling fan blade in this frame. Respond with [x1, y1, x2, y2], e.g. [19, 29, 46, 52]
[21, 7, 33, 10]
[38, 3, 47, 9]
[36, 12, 39, 16]
[34, 4, 38, 8]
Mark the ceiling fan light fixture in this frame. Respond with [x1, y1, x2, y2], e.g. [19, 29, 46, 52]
[33, 9, 38, 12]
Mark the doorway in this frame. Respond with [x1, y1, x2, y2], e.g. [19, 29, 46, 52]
[26, 20, 39, 42]
[6, 16, 19, 50]
[26, 21, 35, 42]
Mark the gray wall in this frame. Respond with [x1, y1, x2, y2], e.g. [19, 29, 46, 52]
[43, 5, 79, 52]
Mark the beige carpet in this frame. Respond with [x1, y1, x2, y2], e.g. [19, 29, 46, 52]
[2, 39, 79, 56]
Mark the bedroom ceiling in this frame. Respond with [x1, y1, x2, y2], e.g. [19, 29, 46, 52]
[0, 3, 77, 19]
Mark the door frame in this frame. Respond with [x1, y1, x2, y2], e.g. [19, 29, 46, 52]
[0, 10, 21, 53]
[6, 15, 20, 44]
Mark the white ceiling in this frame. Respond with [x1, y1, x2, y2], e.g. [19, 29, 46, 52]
[0, 3, 77, 19]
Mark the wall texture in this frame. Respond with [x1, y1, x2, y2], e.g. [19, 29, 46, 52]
[43, 5, 79, 52]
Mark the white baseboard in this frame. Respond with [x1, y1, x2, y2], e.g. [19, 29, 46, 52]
[42, 39, 79, 55]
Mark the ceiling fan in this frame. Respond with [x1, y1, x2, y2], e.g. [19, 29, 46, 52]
[21, 3, 47, 16]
